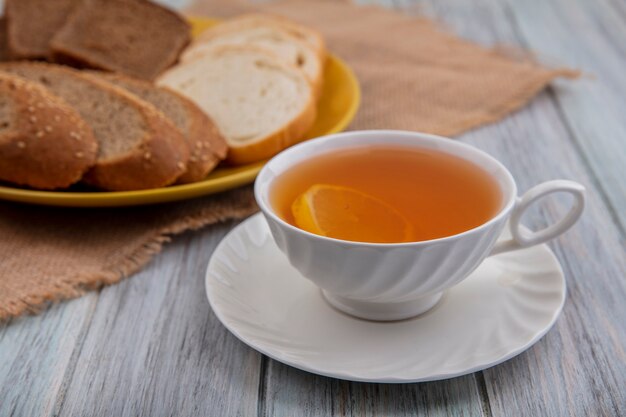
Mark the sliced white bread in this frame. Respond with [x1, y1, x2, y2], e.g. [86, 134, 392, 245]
[195, 14, 326, 62]
[0, 72, 97, 189]
[0, 62, 190, 191]
[182, 25, 323, 97]
[158, 46, 316, 165]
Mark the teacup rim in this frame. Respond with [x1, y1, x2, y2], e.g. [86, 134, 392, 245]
[254, 130, 518, 248]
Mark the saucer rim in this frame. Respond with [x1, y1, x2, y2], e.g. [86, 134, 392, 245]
[205, 213, 566, 383]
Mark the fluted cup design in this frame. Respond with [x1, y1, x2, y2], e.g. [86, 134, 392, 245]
[255, 131, 585, 321]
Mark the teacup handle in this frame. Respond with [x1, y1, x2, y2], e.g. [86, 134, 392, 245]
[490, 180, 585, 255]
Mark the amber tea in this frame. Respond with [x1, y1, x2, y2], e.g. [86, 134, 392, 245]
[270, 145, 504, 243]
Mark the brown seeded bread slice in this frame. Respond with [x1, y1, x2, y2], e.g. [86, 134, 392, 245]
[5, 0, 80, 60]
[86, 71, 228, 183]
[0, 62, 189, 191]
[0, 72, 97, 189]
[50, 0, 191, 80]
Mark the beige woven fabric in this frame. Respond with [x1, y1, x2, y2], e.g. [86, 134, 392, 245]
[0, 0, 576, 319]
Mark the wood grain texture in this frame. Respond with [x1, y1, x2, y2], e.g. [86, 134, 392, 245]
[254, 1, 485, 415]
[1, 0, 625, 416]
[0, 221, 262, 417]
[53, 222, 262, 417]
[467, 91, 626, 417]
[260, 363, 488, 417]
[392, 0, 626, 416]
[259, 0, 626, 414]
[501, 0, 626, 232]
[0, 295, 98, 416]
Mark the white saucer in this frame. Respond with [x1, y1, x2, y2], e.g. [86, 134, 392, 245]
[205, 213, 566, 383]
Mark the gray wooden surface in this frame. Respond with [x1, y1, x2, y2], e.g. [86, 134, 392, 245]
[1, 0, 625, 416]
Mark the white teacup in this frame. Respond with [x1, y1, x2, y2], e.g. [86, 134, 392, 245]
[254, 130, 585, 321]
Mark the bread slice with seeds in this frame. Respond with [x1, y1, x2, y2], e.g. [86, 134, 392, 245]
[0, 72, 97, 189]
[158, 46, 316, 165]
[5, 0, 80, 60]
[50, 0, 191, 80]
[86, 71, 227, 183]
[0, 62, 189, 191]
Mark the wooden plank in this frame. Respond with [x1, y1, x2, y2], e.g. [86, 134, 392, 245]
[261, 364, 488, 417]
[256, 1, 487, 416]
[472, 94, 626, 417]
[260, 0, 624, 414]
[1, 1, 624, 417]
[390, 1, 626, 416]
[0, 296, 97, 417]
[499, 0, 626, 231]
[52, 222, 262, 417]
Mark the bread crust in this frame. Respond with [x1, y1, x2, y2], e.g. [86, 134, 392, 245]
[183, 23, 324, 99]
[196, 14, 327, 63]
[49, 0, 191, 80]
[159, 45, 317, 166]
[227, 62, 316, 164]
[222, 46, 317, 165]
[87, 72, 227, 183]
[82, 105, 189, 190]
[5, 0, 79, 60]
[74, 73, 190, 190]
[0, 18, 9, 62]
[225, 88, 316, 165]
[0, 72, 98, 189]
[0, 62, 190, 191]
[175, 91, 228, 182]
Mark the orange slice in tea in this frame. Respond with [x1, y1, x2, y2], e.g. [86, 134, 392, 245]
[291, 184, 412, 243]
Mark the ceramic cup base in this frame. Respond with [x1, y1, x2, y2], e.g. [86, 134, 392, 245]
[321, 291, 443, 321]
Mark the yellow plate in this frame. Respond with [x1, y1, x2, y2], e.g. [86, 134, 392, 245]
[0, 17, 360, 207]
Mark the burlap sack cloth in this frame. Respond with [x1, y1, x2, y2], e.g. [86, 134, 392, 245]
[0, 0, 577, 319]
